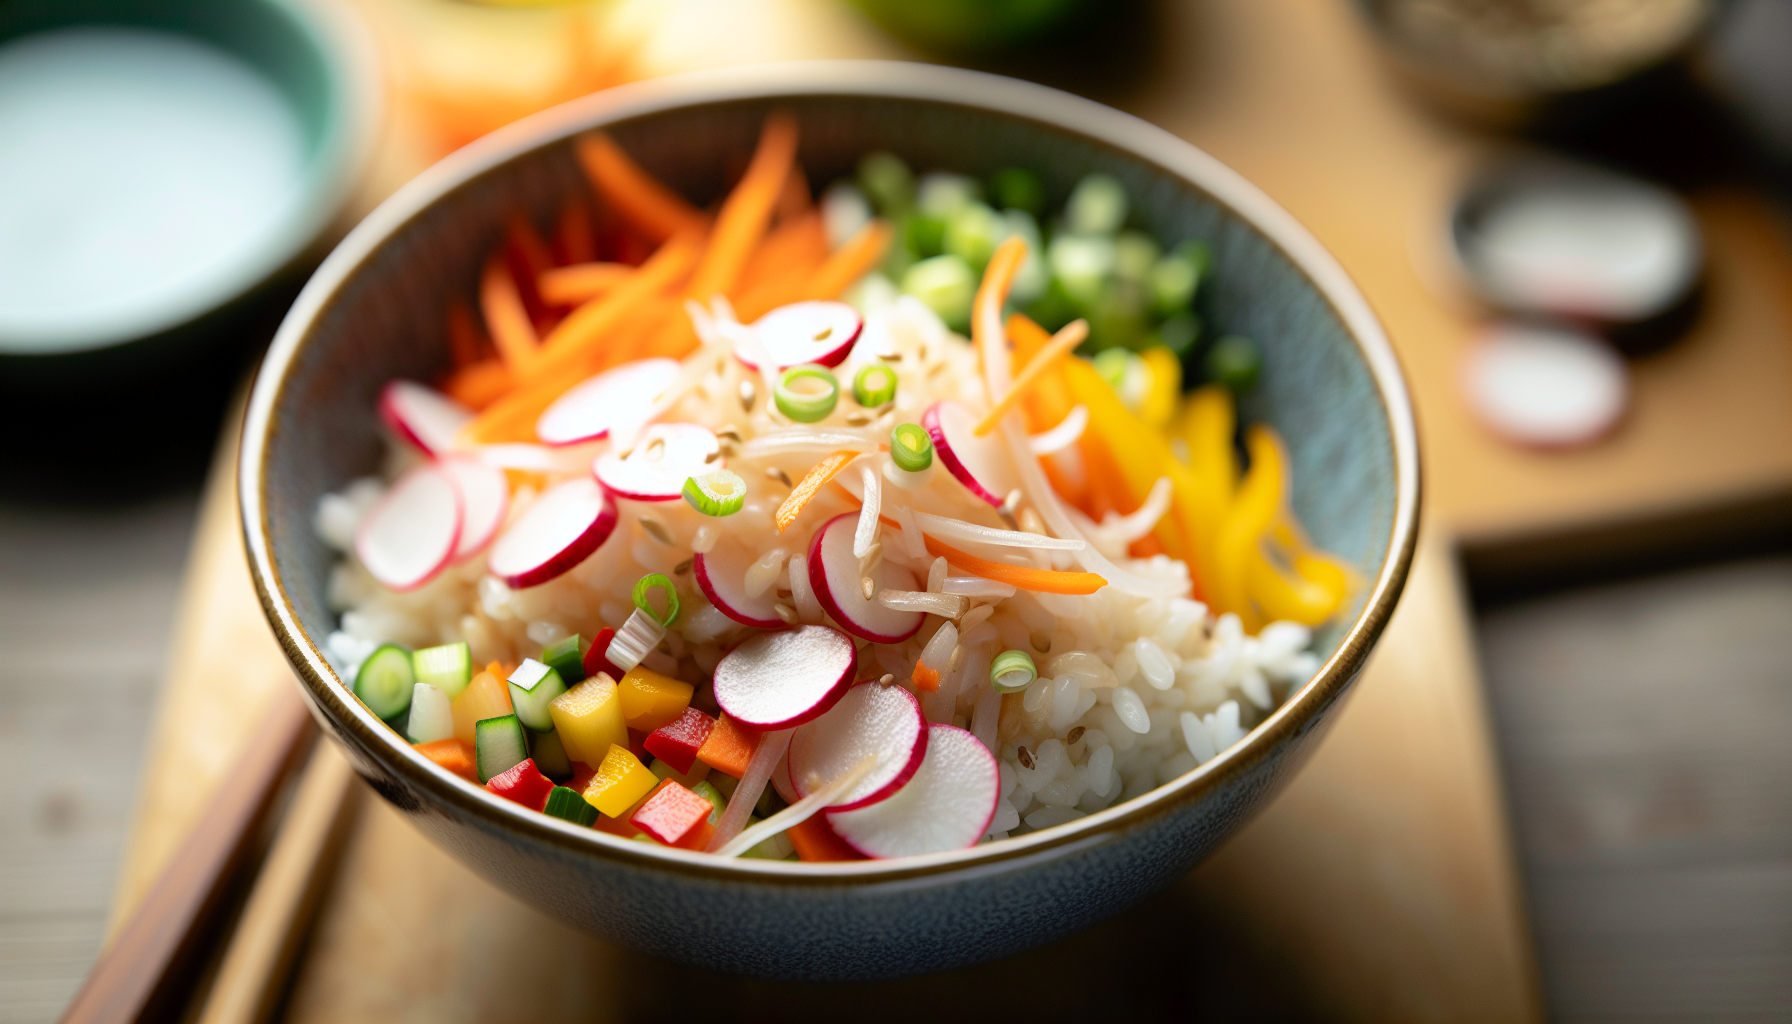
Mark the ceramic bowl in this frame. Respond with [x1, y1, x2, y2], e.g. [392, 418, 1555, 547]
[241, 61, 1419, 981]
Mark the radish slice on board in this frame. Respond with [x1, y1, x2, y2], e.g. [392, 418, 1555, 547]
[808, 513, 924, 644]
[355, 465, 462, 591]
[487, 477, 617, 588]
[535, 358, 680, 446]
[379, 380, 472, 456]
[788, 681, 928, 811]
[593, 423, 720, 501]
[693, 540, 785, 629]
[1461, 323, 1628, 448]
[440, 456, 508, 563]
[925, 400, 1019, 507]
[711, 625, 856, 729]
[738, 301, 862, 370]
[828, 724, 1000, 857]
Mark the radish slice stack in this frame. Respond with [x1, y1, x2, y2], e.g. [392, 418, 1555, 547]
[487, 477, 617, 588]
[739, 300, 862, 370]
[808, 513, 924, 643]
[535, 358, 680, 446]
[439, 457, 509, 563]
[711, 625, 856, 729]
[924, 400, 1020, 507]
[693, 540, 786, 629]
[593, 423, 720, 501]
[355, 464, 463, 591]
[379, 380, 472, 456]
[788, 681, 928, 811]
[828, 724, 1001, 857]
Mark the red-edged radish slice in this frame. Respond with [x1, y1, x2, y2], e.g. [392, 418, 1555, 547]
[738, 301, 862, 370]
[711, 625, 856, 730]
[439, 456, 509, 563]
[808, 513, 924, 644]
[924, 400, 1020, 507]
[355, 465, 462, 591]
[535, 358, 680, 446]
[1461, 323, 1628, 448]
[487, 477, 617, 588]
[593, 423, 720, 502]
[380, 380, 472, 456]
[693, 540, 784, 629]
[828, 724, 1000, 857]
[788, 681, 928, 812]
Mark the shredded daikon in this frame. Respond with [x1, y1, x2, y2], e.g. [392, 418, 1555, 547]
[854, 465, 881, 559]
[941, 576, 1017, 599]
[878, 589, 967, 618]
[910, 511, 1085, 551]
[1027, 404, 1088, 456]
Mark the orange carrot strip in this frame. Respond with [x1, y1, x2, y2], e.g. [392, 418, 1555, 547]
[446, 300, 484, 369]
[555, 197, 597, 265]
[573, 131, 706, 243]
[733, 211, 828, 320]
[775, 450, 859, 534]
[794, 219, 893, 302]
[683, 112, 798, 303]
[696, 714, 761, 779]
[1006, 313, 1079, 433]
[442, 358, 513, 410]
[527, 228, 702, 384]
[481, 256, 539, 373]
[922, 535, 1106, 596]
[462, 359, 597, 445]
[415, 739, 477, 781]
[912, 663, 942, 693]
[974, 236, 1028, 385]
[774, 164, 812, 223]
[974, 318, 1088, 436]
[788, 815, 865, 861]
[538, 261, 633, 306]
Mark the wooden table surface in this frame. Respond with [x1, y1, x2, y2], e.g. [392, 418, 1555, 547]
[104, 0, 1792, 1020]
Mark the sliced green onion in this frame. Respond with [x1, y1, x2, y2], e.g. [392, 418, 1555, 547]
[543, 785, 597, 826]
[633, 572, 680, 627]
[853, 363, 897, 407]
[991, 649, 1038, 693]
[890, 422, 933, 472]
[1206, 335, 1262, 395]
[682, 469, 747, 517]
[774, 364, 839, 423]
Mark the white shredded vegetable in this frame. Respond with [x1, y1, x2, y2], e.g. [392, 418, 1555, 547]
[878, 589, 968, 618]
[1027, 404, 1088, 456]
[740, 429, 877, 460]
[941, 576, 1017, 599]
[854, 465, 881, 559]
[910, 511, 1085, 551]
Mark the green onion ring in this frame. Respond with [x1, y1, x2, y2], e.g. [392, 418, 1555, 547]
[852, 362, 897, 407]
[633, 573, 681, 627]
[682, 469, 747, 517]
[889, 422, 933, 473]
[773, 364, 839, 423]
[990, 649, 1037, 693]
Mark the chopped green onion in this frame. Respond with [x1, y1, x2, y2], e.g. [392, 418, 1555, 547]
[900, 254, 976, 331]
[354, 644, 415, 720]
[989, 167, 1045, 217]
[857, 151, 915, 215]
[991, 649, 1038, 693]
[1065, 173, 1128, 235]
[943, 201, 1002, 269]
[412, 641, 471, 700]
[1206, 335, 1262, 394]
[1157, 312, 1201, 358]
[1047, 235, 1115, 306]
[774, 365, 839, 423]
[890, 422, 933, 472]
[853, 363, 897, 407]
[904, 214, 947, 258]
[916, 172, 980, 219]
[1113, 231, 1161, 282]
[543, 785, 598, 826]
[682, 469, 747, 517]
[633, 572, 681, 627]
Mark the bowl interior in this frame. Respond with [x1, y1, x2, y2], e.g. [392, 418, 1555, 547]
[258, 79, 1401, 857]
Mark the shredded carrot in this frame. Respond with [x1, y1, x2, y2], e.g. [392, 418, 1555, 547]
[788, 815, 865, 861]
[526, 228, 702, 384]
[480, 255, 539, 373]
[794, 219, 893, 303]
[573, 131, 706, 243]
[461, 358, 595, 445]
[775, 450, 859, 533]
[733, 211, 829, 320]
[554, 198, 596, 265]
[912, 663, 942, 692]
[974, 318, 1088, 436]
[414, 739, 477, 781]
[774, 164, 812, 223]
[446, 300, 484, 369]
[684, 112, 798, 304]
[922, 535, 1107, 595]
[538, 261, 633, 307]
[1006, 313, 1079, 431]
[441, 357, 512, 410]
[974, 236, 1029, 385]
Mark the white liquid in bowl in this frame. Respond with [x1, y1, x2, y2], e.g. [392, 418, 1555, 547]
[0, 26, 308, 351]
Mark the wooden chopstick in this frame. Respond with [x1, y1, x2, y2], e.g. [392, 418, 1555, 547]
[58, 690, 316, 1024]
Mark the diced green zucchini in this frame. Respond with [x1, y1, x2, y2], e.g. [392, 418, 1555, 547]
[690, 780, 725, 825]
[412, 641, 472, 700]
[539, 634, 587, 686]
[528, 727, 573, 782]
[506, 659, 567, 731]
[543, 786, 597, 826]
[405, 683, 453, 744]
[354, 644, 415, 720]
[474, 714, 528, 783]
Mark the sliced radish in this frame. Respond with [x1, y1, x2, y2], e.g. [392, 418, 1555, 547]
[808, 513, 924, 644]
[355, 465, 462, 591]
[487, 476, 617, 588]
[593, 423, 720, 501]
[828, 724, 1000, 858]
[535, 358, 680, 446]
[924, 400, 1020, 507]
[738, 301, 862, 370]
[711, 625, 856, 729]
[439, 456, 509, 563]
[379, 380, 472, 456]
[789, 681, 928, 812]
[1461, 323, 1628, 448]
[693, 539, 784, 629]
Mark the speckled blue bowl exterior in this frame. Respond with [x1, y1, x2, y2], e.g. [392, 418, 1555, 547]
[241, 62, 1420, 981]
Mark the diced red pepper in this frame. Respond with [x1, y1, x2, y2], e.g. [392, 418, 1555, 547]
[583, 626, 624, 681]
[485, 758, 555, 811]
[630, 779, 716, 849]
[644, 707, 716, 775]
[789, 815, 865, 862]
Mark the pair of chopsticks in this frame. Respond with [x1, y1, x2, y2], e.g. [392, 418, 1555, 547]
[60, 690, 363, 1024]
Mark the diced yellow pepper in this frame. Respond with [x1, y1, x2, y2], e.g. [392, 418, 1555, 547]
[616, 665, 693, 733]
[549, 673, 627, 765]
[1062, 356, 1189, 559]
[582, 744, 659, 818]
[1138, 347, 1181, 429]
[451, 670, 513, 748]
[1212, 425, 1286, 630]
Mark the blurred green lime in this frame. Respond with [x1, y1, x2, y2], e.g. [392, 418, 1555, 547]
[848, 0, 1115, 54]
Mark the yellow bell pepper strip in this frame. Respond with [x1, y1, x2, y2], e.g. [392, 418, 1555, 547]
[974, 318, 1088, 436]
[922, 535, 1106, 596]
[615, 664, 694, 733]
[1060, 356, 1191, 560]
[1212, 425, 1286, 630]
[1138, 346, 1182, 429]
[1254, 517, 1353, 625]
[582, 743, 661, 818]
[775, 449, 860, 533]
[1175, 385, 1239, 591]
[548, 673, 628, 765]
